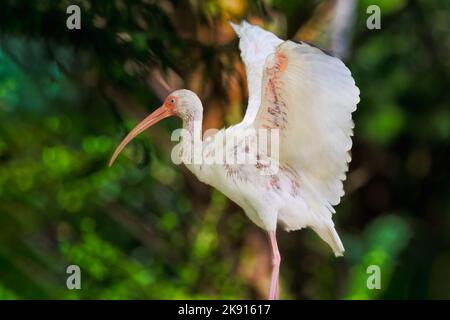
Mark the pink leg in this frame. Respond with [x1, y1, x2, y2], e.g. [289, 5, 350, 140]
[268, 231, 280, 300]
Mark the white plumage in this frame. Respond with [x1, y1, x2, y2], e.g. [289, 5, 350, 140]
[226, 21, 359, 255]
[109, 20, 360, 300]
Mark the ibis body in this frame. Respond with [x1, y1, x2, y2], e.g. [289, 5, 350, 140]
[110, 21, 360, 299]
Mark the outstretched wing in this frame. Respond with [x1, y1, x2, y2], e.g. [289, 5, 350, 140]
[229, 21, 283, 126]
[253, 40, 360, 210]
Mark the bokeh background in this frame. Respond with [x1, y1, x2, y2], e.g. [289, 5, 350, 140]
[0, 0, 449, 299]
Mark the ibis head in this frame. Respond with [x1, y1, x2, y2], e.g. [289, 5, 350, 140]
[109, 89, 202, 167]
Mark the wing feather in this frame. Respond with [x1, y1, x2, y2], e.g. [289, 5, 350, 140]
[253, 40, 360, 211]
[229, 21, 283, 126]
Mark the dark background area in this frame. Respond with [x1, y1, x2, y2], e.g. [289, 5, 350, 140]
[0, 0, 449, 299]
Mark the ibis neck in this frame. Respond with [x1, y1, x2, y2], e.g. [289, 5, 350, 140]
[179, 107, 203, 166]
[182, 111, 202, 137]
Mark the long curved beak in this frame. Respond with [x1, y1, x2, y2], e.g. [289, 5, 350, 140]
[109, 106, 174, 167]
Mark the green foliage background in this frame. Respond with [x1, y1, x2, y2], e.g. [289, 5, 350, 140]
[0, 0, 449, 299]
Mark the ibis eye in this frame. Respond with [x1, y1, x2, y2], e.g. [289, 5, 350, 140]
[170, 98, 175, 104]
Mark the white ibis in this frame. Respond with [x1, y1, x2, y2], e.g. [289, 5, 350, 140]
[109, 21, 360, 300]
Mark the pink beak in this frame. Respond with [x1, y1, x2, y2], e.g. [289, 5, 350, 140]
[109, 105, 175, 167]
